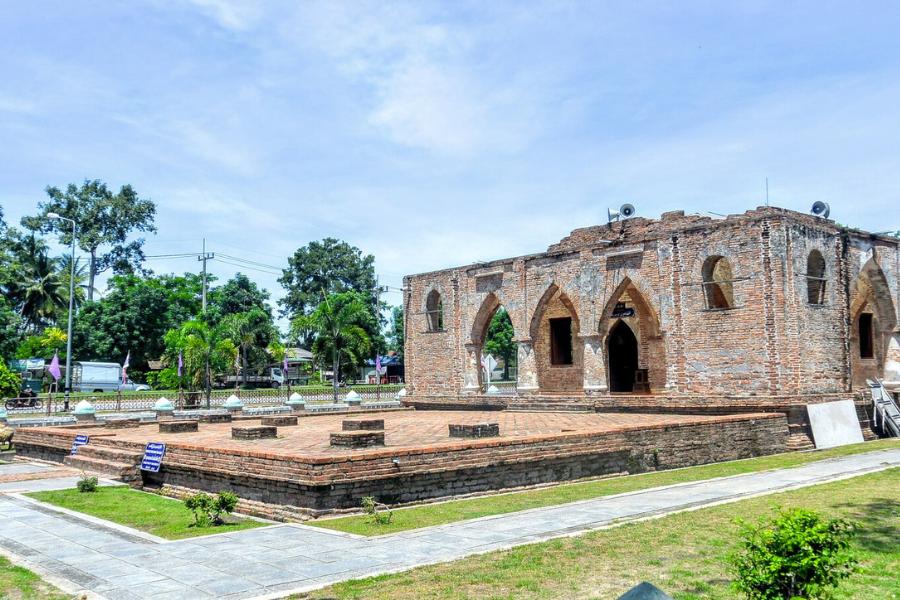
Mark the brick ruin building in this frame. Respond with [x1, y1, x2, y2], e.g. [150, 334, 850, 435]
[403, 206, 900, 403]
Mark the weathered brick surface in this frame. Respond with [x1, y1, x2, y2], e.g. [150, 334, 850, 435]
[105, 418, 140, 429]
[233, 426, 277, 440]
[342, 419, 385, 431]
[261, 415, 298, 427]
[331, 431, 385, 448]
[199, 413, 232, 424]
[449, 423, 500, 438]
[404, 207, 900, 398]
[159, 420, 198, 433]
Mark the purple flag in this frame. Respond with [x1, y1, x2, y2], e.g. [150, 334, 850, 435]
[178, 352, 183, 378]
[376, 354, 382, 373]
[283, 353, 289, 377]
[122, 351, 130, 384]
[48, 350, 61, 381]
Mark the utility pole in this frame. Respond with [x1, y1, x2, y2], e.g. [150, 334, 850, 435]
[198, 239, 215, 409]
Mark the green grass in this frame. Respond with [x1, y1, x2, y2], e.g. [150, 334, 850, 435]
[295, 467, 900, 599]
[0, 555, 69, 600]
[26, 486, 268, 540]
[311, 438, 900, 536]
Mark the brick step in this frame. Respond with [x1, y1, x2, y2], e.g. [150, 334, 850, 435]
[75, 445, 144, 463]
[63, 455, 141, 483]
[506, 403, 593, 413]
[786, 435, 815, 451]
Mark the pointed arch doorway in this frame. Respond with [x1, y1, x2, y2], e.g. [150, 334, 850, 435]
[608, 320, 638, 393]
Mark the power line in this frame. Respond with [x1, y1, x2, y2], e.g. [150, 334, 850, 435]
[216, 253, 283, 271]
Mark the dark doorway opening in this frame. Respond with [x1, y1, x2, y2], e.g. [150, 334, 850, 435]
[549, 317, 573, 365]
[859, 313, 874, 358]
[608, 320, 638, 393]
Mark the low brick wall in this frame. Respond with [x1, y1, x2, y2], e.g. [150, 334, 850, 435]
[331, 431, 385, 448]
[449, 423, 499, 438]
[160, 420, 198, 434]
[15, 412, 793, 520]
[342, 419, 385, 431]
[260, 416, 298, 427]
[233, 426, 277, 440]
[105, 418, 141, 429]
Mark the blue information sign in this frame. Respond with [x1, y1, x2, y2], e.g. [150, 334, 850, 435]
[70, 434, 89, 456]
[140, 442, 166, 472]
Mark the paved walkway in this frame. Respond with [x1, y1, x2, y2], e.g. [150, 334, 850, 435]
[0, 449, 898, 600]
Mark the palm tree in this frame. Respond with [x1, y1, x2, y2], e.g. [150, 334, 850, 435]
[57, 255, 96, 310]
[166, 320, 235, 406]
[15, 236, 66, 332]
[293, 292, 371, 402]
[221, 309, 276, 386]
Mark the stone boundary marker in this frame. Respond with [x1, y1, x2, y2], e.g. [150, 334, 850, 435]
[233, 425, 277, 440]
[104, 418, 140, 429]
[330, 431, 385, 448]
[342, 419, 385, 431]
[199, 413, 232, 424]
[449, 423, 500, 438]
[160, 420, 198, 434]
[261, 415, 298, 427]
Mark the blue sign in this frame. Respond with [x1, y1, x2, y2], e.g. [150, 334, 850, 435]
[140, 442, 166, 472]
[70, 434, 89, 456]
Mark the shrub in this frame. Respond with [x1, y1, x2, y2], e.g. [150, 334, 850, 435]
[185, 491, 239, 526]
[728, 506, 858, 600]
[0, 361, 20, 400]
[361, 496, 393, 525]
[77, 472, 98, 493]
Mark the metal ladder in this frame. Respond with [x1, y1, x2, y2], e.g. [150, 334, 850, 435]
[867, 379, 900, 437]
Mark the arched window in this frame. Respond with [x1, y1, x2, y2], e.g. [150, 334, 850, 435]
[426, 290, 443, 331]
[702, 256, 734, 309]
[806, 250, 826, 304]
[859, 313, 874, 358]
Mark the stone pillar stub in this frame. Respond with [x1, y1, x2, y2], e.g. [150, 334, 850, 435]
[580, 333, 608, 393]
[515, 339, 539, 393]
[463, 343, 482, 394]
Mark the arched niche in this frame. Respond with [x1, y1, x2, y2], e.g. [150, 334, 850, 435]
[849, 257, 897, 389]
[528, 283, 583, 393]
[599, 277, 665, 392]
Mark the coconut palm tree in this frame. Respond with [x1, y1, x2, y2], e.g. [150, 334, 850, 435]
[292, 292, 371, 402]
[165, 320, 235, 406]
[15, 236, 66, 332]
[57, 255, 96, 310]
[220, 309, 276, 386]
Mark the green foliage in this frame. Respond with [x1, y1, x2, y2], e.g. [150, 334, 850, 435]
[221, 309, 277, 385]
[0, 298, 23, 359]
[23, 179, 157, 299]
[728, 507, 858, 600]
[76, 472, 99, 493]
[163, 319, 236, 393]
[361, 496, 393, 525]
[184, 491, 239, 526]
[388, 306, 404, 360]
[71, 273, 204, 375]
[484, 307, 516, 380]
[207, 273, 272, 325]
[0, 361, 20, 399]
[292, 292, 372, 401]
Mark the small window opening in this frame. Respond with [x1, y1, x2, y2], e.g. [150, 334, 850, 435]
[702, 256, 734, 309]
[807, 250, 826, 304]
[859, 313, 874, 359]
[426, 290, 443, 331]
[549, 317, 573, 365]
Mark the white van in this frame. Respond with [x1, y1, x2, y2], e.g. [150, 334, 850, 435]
[71, 362, 151, 393]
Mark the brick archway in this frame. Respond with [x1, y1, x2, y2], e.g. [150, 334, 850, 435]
[529, 284, 583, 393]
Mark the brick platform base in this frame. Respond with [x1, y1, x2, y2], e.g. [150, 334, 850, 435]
[199, 413, 232, 424]
[261, 416, 298, 427]
[449, 423, 499, 438]
[233, 426, 277, 440]
[342, 419, 385, 431]
[105, 418, 141, 429]
[159, 420, 198, 434]
[331, 431, 385, 448]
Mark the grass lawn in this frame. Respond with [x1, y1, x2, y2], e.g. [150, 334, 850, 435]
[26, 486, 268, 540]
[295, 467, 900, 600]
[311, 438, 900, 536]
[0, 555, 69, 600]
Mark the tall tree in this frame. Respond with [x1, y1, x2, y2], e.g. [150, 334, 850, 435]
[164, 320, 235, 401]
[22, 179, 157, 299]
[279, 238, 377, 318]
[208, 273, 272, 326]
[292, 292, 371, 402]
[14, 236, 66, 332]
[484, 307, 516, 381]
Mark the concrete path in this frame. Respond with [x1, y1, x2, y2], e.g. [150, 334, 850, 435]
[1, 449, 898, 600]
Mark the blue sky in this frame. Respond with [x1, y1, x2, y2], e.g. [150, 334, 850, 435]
[2, 1, 898, 318]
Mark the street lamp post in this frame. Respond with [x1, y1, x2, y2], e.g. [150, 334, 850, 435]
[47, 213, 76, 411]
